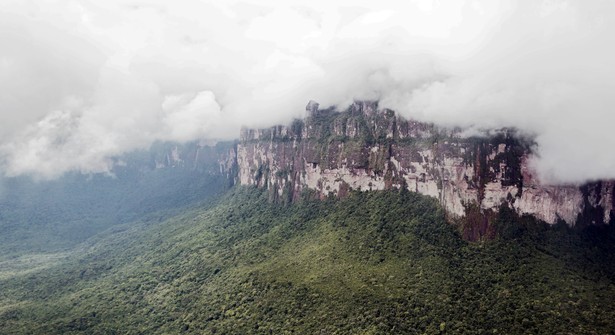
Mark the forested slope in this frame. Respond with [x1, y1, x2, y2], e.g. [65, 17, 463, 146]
[1, 187, 615, 334]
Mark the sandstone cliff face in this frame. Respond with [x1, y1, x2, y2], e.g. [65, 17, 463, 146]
[121, 141, 237, 181]
[234, 101, 615, 231]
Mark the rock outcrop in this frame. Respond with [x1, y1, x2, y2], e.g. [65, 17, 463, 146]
[233, 101, 614, 235]
[116, 141, 237, 182]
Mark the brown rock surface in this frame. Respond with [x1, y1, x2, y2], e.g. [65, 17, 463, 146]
[231, 101, 614, 228]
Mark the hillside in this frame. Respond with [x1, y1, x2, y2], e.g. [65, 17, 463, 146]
[2, 187, 615, 334]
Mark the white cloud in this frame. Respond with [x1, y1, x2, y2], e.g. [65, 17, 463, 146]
[0, 0, 613, 183]
[161, 91, 222, 142]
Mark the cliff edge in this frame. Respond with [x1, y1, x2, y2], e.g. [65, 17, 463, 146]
[234, 101, 614, 238]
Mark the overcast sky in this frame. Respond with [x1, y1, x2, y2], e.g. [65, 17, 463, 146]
[0, 0, 613, 182]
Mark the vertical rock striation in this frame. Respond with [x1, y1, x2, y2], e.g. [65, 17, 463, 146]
[233, 101, 614, 233]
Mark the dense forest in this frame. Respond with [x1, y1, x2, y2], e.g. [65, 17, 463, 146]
[1, 187, 615, 334]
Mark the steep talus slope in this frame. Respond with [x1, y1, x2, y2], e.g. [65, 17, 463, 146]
[1, 188, 614, 334]
[235, 101, 614, 236]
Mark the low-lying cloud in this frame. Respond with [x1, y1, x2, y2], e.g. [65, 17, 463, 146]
[0, 0, 613, 182]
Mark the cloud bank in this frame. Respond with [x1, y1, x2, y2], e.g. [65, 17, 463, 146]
[0, 0, 613, 182]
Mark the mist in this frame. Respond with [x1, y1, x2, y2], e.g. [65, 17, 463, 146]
[0, 0, 613, 182]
